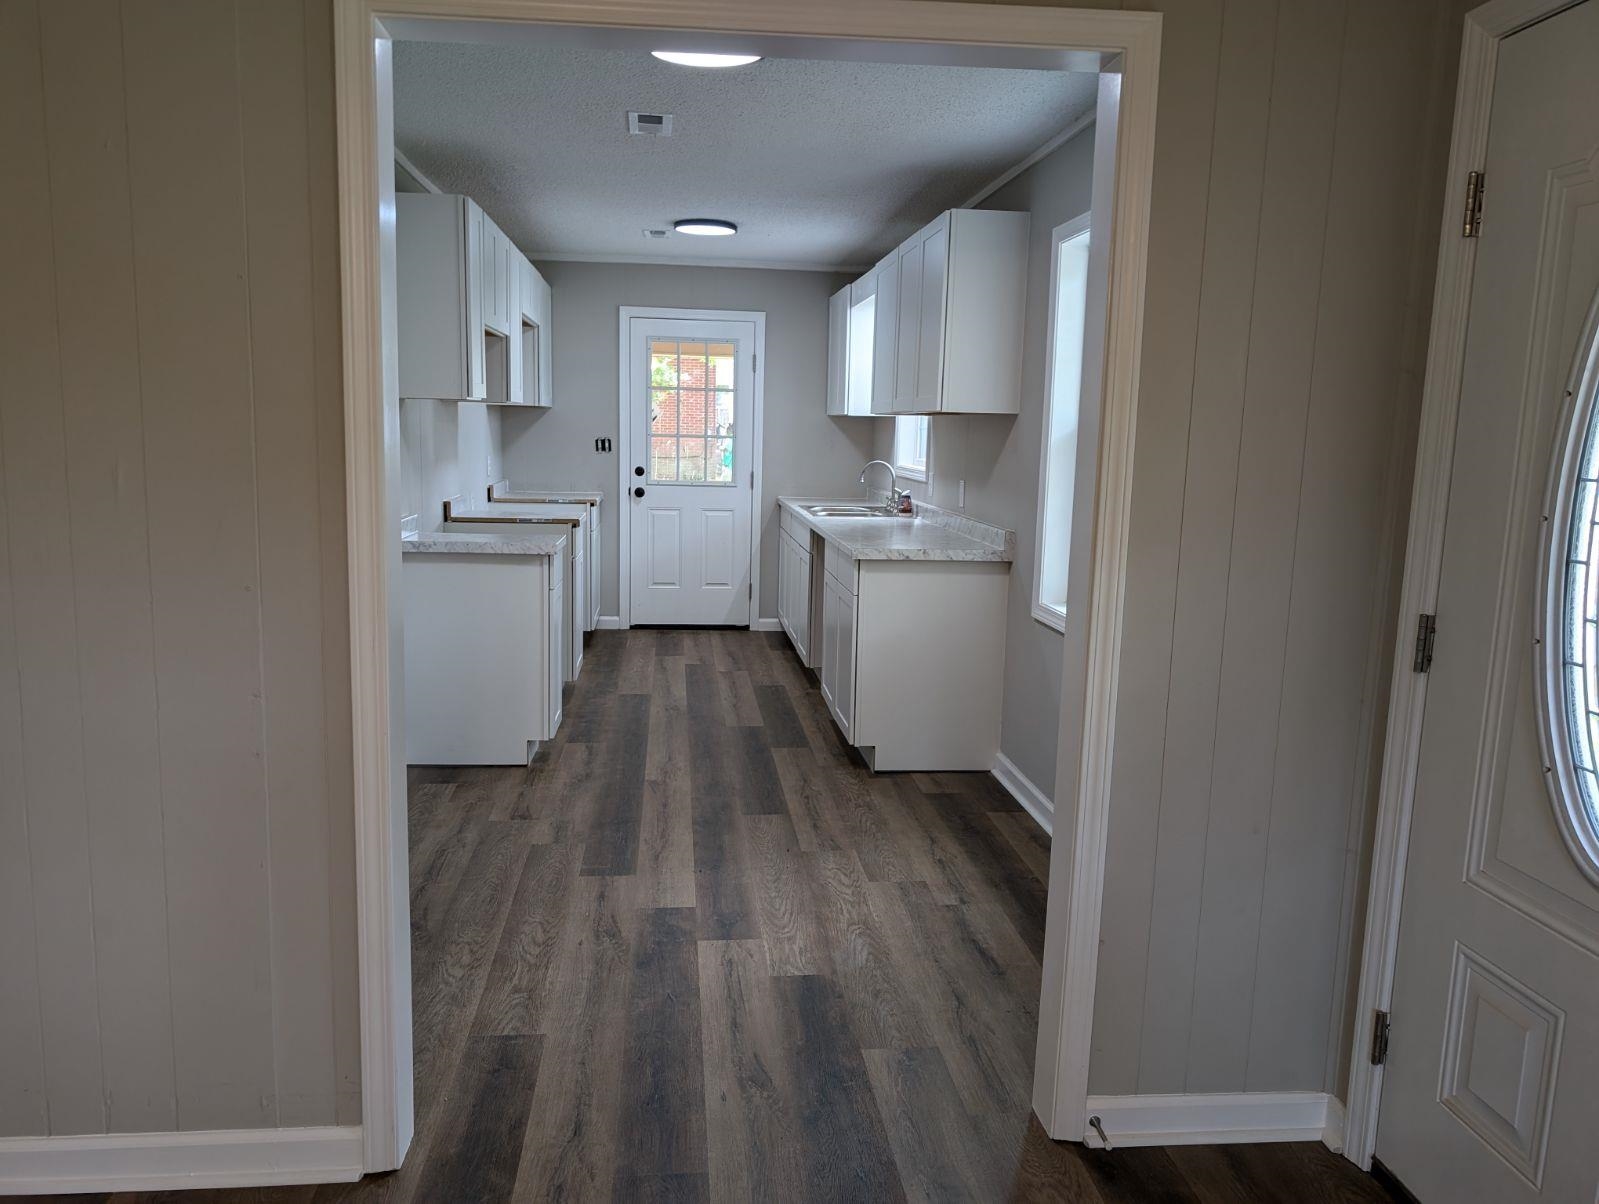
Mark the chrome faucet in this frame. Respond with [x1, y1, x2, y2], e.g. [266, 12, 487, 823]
[859, 459, 899, 512]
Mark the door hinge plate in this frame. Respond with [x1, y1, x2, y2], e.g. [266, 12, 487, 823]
[1413, 613, 1437, 674]
[1463, 170, 1485, 238]
[1370, 1009, 1391, 1066]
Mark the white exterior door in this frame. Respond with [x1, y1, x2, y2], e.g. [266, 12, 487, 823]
[626, 316, 756, 626]
[1376, 5, 1599, 1200]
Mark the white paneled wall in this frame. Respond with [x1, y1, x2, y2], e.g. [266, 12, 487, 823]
[0, 0, 358, 1136]
[1070, 0, 1461, 1097]
[400, 398, 503, 532]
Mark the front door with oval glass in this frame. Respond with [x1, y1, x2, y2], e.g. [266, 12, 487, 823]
[1376, 5, 1599, 1200]
[625, 316, 757, 625]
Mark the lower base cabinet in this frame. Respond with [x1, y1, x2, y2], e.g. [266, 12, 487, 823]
[404, 545, 564, 765]
[782, 531, 1008, 771]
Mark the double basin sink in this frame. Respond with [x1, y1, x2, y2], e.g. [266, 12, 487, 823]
[801, 503, 901, 518]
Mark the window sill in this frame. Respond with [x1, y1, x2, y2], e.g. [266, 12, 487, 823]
[1032, 600, 1066, 633]
[894, 464, 928, 482]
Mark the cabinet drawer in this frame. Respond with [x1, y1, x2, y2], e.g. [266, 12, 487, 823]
[780, 505, 808, 545]
[824, 539, 857, 594]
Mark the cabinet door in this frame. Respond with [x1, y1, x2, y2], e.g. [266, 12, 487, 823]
[915, 221, 949, 412]
[793, 544, 812, 663]
[506, 251, 525, 405]
[834, 582, 855, 740]
[465, 201, 487, 400]
[537, 274, 554, 407]
[826, 285, 850, 416]
[777, 532, 793, 639]
[568, 544, 584, 681]
[819, 574, 838, 712]
[547, 563, 565, 738]
[893, 236, 923, 412]
[588, 510, 600, 628]
[871, 253, 899, 415]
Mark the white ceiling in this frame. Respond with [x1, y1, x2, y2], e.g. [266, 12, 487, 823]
[392, 37, 1097, 270]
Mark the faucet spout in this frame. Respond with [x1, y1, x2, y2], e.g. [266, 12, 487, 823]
[859, 459, 898, 510]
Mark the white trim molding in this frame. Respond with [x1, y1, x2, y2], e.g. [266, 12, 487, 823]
[0, 1126, 363, 1196]
[1342, 0, 1583, 1174]
[992, 751, 1055, 835]
[595, 614, 623, 630]
[1084, 1093, 1344, 1151]
[1034, 52, 1161, 1144]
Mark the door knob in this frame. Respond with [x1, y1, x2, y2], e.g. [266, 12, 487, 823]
[634, 486, 646, 498]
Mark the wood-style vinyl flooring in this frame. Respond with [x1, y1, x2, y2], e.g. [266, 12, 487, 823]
[47, 630, 1398, 1204]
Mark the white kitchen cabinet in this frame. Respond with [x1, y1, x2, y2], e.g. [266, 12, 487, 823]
[517, 257, 554, 409]
[870, 250, 899, 415]
[777, 527, 813, 665]
[396, 193, 487, 401]
[819, 557, 856, 741]
[402, 540, 565, 765]
[826, 284, 850, 416]
[588, 499, 601, 627]
[863, 208, 1029, 416]
[481, 215, 514, 337]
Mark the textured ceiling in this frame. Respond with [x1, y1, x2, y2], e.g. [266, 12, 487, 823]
[392, 40, 1097, 269]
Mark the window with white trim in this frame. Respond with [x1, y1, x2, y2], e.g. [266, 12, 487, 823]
[1033, 216, 1092, 632]
[894, 415, 928, 482]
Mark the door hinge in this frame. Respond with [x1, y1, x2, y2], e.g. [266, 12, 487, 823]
[1462, 170, 1485, 238]
[748, 582, 753, 599]
[1413, 613, 1437, 673]
[1370, 1009, 1391, 1066]
[752, 352, 758, 372]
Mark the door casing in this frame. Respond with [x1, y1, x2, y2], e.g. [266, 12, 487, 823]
[616, 306, 766, 630]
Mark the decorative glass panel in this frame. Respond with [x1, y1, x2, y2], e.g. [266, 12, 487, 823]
[1543, 314, 1599, 883]
[645, 335, 738, 486]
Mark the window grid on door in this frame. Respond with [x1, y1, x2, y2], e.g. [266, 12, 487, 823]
[648, 337, 736, 485]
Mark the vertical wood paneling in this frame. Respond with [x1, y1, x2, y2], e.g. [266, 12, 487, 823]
[1088, 0, 1223, 1095]
[1186, 0, 1349, 1094]
[121, 0, 277, 1129]
[37, 0, 178, 1134]
[1135, 0, 1277, 1096]
[1245, 0, 1442, 1092]
[238, 0, 340, 1127]
[0, 0, 106, 1136]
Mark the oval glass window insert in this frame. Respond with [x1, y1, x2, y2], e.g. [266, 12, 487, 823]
[1543, 305, 1599, 884]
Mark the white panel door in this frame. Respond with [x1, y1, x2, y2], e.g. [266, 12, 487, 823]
[627, 317, 755, 625]
[1376, 6, 1599, 1201]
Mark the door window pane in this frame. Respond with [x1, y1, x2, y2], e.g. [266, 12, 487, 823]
[646, 335, 738, 486]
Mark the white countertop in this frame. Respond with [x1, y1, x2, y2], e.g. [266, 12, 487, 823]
[778, 497, 1014, 563]
[490, 486, 603, 506]
[448, 502, 589, 526]
[402, 529, 567, 556]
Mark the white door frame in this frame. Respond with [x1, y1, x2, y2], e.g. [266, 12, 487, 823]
[334, 0, 1160, 1171]
[616, 306, 766, 630]
[1341, 0, 1585, 1172]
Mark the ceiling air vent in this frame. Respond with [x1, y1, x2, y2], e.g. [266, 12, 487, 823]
[643, 228, 670, 240]
[628, 111, 674, 136]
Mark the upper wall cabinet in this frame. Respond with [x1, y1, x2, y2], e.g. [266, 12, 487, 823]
[398, 192, 554, 409]
[863, 208, 1030, 415]
[397, 193, 487, 402]
[518, 257, 554, 409]
[826, 284, 849, 415]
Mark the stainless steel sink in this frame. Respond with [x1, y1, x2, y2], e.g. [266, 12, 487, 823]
[802, 503, 897, 518]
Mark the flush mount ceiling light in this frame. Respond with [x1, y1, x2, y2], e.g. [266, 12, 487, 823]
[674, 218, 738, 237]
[651, 50, 762, 68]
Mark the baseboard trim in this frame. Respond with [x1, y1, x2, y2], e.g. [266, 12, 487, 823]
[596, 615, 622, 630]
[1083, 1092, 1343, 1150]
[992, 751, 1054, 836]
[751, 617, 782, 632]
[0, 1124, 363, 1196]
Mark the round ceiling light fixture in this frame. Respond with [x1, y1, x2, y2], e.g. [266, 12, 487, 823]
[674, 218, 738, 237]
[651, 50, 762, 68]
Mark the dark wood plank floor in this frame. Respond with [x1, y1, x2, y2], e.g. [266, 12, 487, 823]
[49, 630, 1398, 1203]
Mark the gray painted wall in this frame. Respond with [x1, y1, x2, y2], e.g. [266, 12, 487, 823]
[0, 0, 359, 1136]
[500, 261, 879, 620]
[872, 127, 1096, 801]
